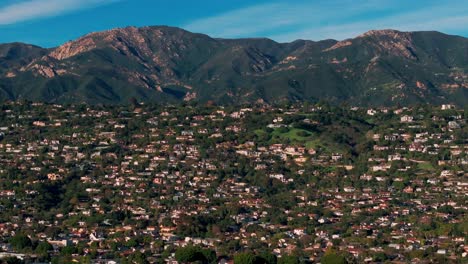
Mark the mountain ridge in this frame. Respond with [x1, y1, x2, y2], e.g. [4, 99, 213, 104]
[0, 26, 467, 105]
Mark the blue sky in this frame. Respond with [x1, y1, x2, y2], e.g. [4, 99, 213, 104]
[0, 0, 467, 47]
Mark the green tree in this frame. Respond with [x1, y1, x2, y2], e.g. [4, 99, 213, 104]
[60, 245, 78, 256]
[201, 248, 217, 263]
[321, 250, 347, 264]
[35, 241, 53, 254]
[234, 252, 256, 264]
[125, 251, 149, 264]
[2, 257, 24, 264]
[278, 255, 299, 264]
[35, 241, 53, 261]
[9, 233, 32, 251]
[258, 252, 277, 264]
[175, 246, 204, 263]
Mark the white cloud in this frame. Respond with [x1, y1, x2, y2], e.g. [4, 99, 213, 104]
[272, 4, 468, 41]
[0, 0, 119, 25]
[186, 3, 295, 38]
[185, 1, 372, 38]
[185, 0, 468, 41]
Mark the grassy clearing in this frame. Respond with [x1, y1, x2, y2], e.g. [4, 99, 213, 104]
[271, 128, 313, 141]
[418, 162, 435, 170]
[257, 127, 348, 154]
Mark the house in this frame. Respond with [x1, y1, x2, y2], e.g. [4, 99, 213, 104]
[448, 121, 460, 129]
[441, 104, 455, 110]
[401, 115, 414, 123]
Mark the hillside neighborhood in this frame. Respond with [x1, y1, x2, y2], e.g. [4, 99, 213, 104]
[0, 102, 465, 263]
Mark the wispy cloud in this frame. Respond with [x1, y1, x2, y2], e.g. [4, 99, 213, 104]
[0, 0, 120, 25]
[185, 0, 468, 41]
[273, 3, 468, 41]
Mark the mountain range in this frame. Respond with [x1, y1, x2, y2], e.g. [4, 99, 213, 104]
[0, 26, 467, 105]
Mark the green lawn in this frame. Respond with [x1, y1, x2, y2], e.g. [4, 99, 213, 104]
[271, 128, 313, 141]
[417, 162, 435, 170]
[257, 127, 348, 154]
[305, 139, 322, 149]
[254, 129, 267, 137]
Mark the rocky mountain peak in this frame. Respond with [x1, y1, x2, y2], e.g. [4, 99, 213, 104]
[359, 29, 407, 38]
[49, 26, 148, 60]
[357, 29, 417, 59]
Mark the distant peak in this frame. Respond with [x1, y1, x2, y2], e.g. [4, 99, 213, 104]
[359, 29, 406, 38]
[81, 26, 142, 39]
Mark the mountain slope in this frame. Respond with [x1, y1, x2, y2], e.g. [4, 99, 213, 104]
[0, 26, 467, 105]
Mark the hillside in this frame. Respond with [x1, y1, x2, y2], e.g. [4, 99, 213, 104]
[0, 26, 467, 105]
